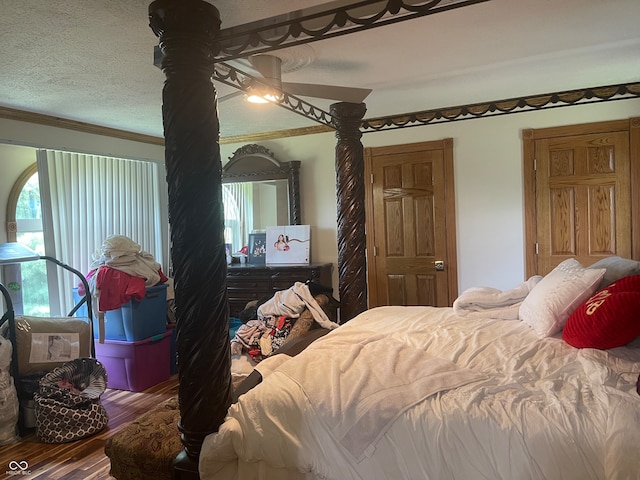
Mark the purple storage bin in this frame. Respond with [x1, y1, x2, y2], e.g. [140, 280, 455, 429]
[95, 330, 171, 392]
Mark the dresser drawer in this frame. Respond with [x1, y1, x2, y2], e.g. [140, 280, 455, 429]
[227, 278, 270, 291]
[226, 263, 333, 317]
[226, 269, 270, 290]
[271, 273, 315, 290]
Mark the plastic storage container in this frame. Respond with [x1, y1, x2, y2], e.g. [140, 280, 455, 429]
[73, 283, 168, 341]
[94, 330, 171, 392]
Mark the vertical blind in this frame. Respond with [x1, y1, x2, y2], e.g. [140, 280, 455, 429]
[222, 182, 253, 253]
[37, 149, 164, 315]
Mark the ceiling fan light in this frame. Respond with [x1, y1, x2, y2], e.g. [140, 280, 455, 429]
[246, 94, 271, 104]
[245, 89, 282, 104]
[263, 93, 280, 102]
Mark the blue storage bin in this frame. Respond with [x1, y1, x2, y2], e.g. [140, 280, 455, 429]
[73, 283, 168, 341]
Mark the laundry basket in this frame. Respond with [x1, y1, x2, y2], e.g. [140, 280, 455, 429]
[34, 358, 108, 443]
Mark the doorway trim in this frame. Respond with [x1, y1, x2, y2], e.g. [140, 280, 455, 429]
[364, 138, 458, 306]
[522, 117, 640, 277]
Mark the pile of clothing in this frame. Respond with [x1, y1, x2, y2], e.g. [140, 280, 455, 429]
[77, 235, 169, 340]
[231, 282, 339, 363]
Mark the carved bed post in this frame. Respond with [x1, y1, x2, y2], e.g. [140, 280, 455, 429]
[288, 161, 302, 225]
[331, 102, 368, 322]
[149, 1, 232, 478]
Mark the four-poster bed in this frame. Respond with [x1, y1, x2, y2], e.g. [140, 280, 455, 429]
[141, 1, 640, 479]
[147, 2, 373, 476]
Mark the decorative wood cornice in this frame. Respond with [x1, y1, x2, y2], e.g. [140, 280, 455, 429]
[213, 0, 492, 61]
[1, 82, 638, 146]
[361, 82, 640, 132]
[149, 1, 492, 127]
[228, 143, 275, 159]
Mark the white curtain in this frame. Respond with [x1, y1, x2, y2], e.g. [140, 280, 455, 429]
[223, 182, 253, 253]
[37, 149, 164, 316]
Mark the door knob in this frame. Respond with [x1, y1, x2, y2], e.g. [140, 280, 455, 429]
[434, 260, 445, 271]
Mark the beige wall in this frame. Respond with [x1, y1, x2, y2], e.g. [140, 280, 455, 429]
[2, 97, 639, 299]
[221, 98, 640, 294]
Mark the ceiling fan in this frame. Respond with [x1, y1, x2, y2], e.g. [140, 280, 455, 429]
[218, 53, 372, 105]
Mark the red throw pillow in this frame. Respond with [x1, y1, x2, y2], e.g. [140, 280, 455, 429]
[563, 275, 640, 349]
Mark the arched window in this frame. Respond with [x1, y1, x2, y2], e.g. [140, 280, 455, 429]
[6, 164, 50, 315]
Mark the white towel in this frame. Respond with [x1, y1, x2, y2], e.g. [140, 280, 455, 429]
[453, 275, 542, 319]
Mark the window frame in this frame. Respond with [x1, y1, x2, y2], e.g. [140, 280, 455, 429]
[6, 163, 38, 242]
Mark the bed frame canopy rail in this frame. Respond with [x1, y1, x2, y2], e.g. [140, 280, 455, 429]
[147, 0, 496, 478]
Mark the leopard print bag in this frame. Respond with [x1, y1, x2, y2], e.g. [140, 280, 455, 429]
[34, 358, 108, 443]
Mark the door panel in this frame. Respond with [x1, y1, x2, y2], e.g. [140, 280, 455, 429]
[365, 140, 456, 307]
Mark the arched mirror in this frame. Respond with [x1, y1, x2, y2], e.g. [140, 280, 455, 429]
[222, 144, 301, 254]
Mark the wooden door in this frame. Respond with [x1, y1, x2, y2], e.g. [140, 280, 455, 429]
[364, 139, 457, 307]
[523, 118, 640, 277]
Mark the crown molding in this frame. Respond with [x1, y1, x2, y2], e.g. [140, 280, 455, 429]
[0, 106, 165, 146]
[2, 81, 638, 147]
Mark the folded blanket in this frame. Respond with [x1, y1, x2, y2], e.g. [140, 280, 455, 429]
[453, 275, 542, 319]
[263, 334, 485, 462]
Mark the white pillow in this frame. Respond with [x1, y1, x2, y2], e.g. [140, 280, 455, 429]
[519, 258, 605, 338]
[588, 256, 640, 290]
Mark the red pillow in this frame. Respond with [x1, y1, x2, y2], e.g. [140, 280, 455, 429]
[562, 275, 640, 349]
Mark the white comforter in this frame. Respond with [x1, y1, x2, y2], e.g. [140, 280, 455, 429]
[200, 306, 640, 480]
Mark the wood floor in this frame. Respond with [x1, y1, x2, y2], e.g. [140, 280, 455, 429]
[0, 374, 179, 479]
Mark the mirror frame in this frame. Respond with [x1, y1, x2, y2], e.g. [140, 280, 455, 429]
[222, 144, 301, 225]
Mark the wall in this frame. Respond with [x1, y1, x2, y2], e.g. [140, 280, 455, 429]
[0, 119, 166, 163]
[221, 98, 640, 294]
[0, 119, 169, 270]
[2, 98, 639, 301]
[363, 100, 640, 292]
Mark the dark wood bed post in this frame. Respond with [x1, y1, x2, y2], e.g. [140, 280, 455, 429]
[149, 1, 232, 479]
[331, 102, 368, 322]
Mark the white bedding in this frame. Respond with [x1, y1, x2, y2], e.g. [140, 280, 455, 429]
[200, 306, 640, 480]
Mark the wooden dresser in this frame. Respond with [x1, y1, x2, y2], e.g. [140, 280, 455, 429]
[226, 263, 333, 317]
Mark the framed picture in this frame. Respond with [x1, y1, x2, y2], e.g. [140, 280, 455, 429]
[265, 225, 311, 265]
[248, 233, 267, 265]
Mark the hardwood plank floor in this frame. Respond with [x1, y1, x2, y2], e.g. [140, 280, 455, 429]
[0, 374, 179, 479]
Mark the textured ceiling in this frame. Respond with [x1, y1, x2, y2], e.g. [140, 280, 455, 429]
[1, 0, 639, 140]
